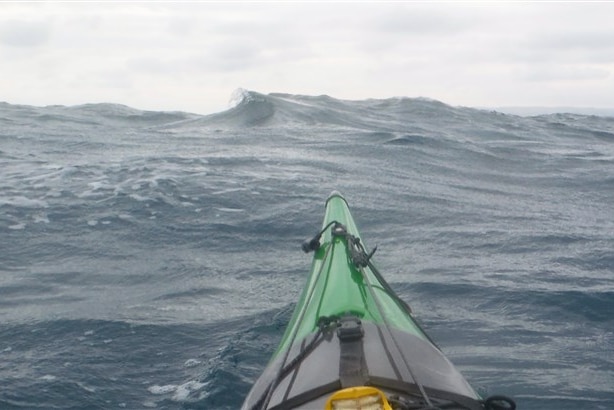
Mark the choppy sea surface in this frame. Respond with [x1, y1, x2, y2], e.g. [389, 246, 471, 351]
[1, 90, 613, 410]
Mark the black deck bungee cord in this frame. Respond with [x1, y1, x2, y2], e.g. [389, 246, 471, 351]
[483, 395, 516, 410]
[335, 224, 436, 409]
[301, 220, 339, 253]
[253, 241, 334, 410]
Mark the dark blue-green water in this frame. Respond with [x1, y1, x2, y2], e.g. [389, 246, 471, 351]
[1, 91, 613, 409]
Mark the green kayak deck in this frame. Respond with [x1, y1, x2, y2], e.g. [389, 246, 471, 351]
[276, 192, 427, 356]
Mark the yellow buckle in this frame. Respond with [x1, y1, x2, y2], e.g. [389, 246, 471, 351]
[324, 386, 393, 410]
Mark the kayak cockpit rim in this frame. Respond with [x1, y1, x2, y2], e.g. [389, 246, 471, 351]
[263, 375, 484, 410]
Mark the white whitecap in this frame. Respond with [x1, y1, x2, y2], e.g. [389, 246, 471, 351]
[0, 196, 48, 208]
[228, 87, 249, 108]
[184, 358, 201, 368]
[172, 381, 207, 401]
[215, 207, 244, 213]
[148, 384, 177, 395]
[76, 382, 96, 393]
[33, 213, 50, 223]
[40, 374, 57, 381]
[129, 193, 150, 202]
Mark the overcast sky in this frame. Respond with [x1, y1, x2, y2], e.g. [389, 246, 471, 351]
[1, 2, 613, 115]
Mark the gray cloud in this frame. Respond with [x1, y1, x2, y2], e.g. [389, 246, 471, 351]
[519, 65, 611, 83]
[370, 5, 481, 36]
[1, 2, 613, 113]
[0, 19, 51, 48]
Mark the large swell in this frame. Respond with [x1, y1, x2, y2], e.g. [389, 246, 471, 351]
[1, 91, 613, 409]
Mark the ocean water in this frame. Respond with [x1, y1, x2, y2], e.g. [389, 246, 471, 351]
[1, 90, 613, 410]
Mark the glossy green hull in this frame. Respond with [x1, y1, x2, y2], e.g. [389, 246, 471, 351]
[276, 193, 427, 356]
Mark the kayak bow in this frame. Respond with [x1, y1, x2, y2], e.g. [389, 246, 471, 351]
[242, 192, 514, 410]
